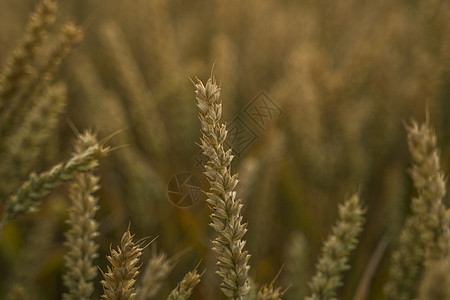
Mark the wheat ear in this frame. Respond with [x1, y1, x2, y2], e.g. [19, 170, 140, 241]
[167, 268, 203, 300]
[385, 121, 450, 300]
[100, 229, 143, 300]
[195, 76, 250, 299]
[136, 250, 175, 300]
[306, 194, 366, 300]
[0, 0, 57, 102]
[417, 260, 450, 300]
[0, 83, 66, 199]
[62, 131, 101, 300]
[257, 284, 285, 300]
[1, 140, 109, 227]
[0, 22, 83, 144]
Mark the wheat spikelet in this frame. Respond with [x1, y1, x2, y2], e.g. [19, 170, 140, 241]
[385, 121, 450, 300]
[195, 75, 250, 299]
[62, 131, 101, 300]
[0, 0, 57, 103]
[136, 250, 175, 300]
[167, 268, 202, 300]
[306, 194, 366, 300]
[100, 229, 143, 300]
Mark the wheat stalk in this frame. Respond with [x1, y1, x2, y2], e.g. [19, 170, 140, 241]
[195, 75, 250, 299]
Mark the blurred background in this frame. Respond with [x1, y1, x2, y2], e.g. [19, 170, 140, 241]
[0, 0, 449, 299]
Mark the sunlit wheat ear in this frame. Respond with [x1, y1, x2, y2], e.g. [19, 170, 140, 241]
[195, 75, 250, 299]
[100, 229, 144, 300]
[385, 121, 449, 300]
[306, 194, 366, 300]
[0, 0, 57, 102]
[136, 250, 175, 300]
[62, 131, 101, 300]
[167, 268, 203, 300]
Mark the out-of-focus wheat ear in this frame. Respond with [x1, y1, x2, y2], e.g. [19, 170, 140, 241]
[166, 268, 203, 300]
[0, 83, 66, 199]
[305, 194, 366, 300]
[418, 260, 450, 300]
[100, 229, 144, 300]
[256, 285, 285, 300]
[283, 233, 309, 299]
[5, 217, 56, 295]
[0, 139, 110, 236]
[406, 121, 449, 259]
[0, 22, 83, 143]
[100, 21, 168, 160]
[6, 284, 29, 300]
[257, 267, 286, 300]
[62, 131, 101, 300]
[0, 0, 57, 104]
[385, 121, 449, 300]
[195, 75, 251, 299]
[136, 250, 176, 300]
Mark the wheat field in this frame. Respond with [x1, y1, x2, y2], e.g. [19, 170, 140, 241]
[0, 0, 449, 299]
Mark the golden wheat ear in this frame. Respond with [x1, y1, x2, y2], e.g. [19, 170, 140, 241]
[257, 267, 288, 300]
[195, 75, 251, 299]
[306, 194, 366, 300]
[100, 228, 144, 300]
[166, 266, 203, 300]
